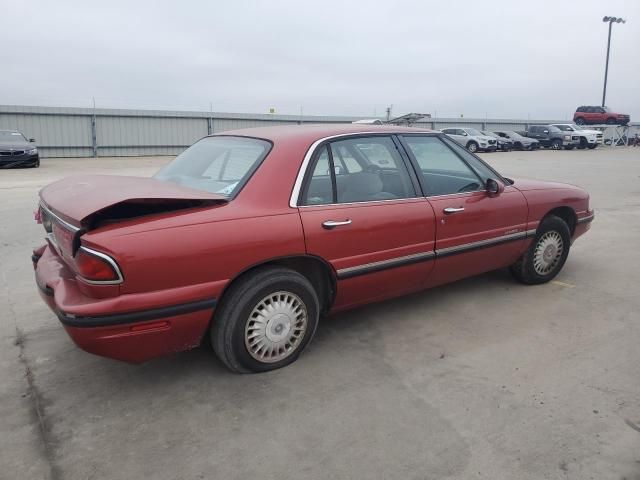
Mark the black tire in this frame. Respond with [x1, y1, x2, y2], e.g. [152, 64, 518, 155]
[551, 139, 562, 150]
[578, 138, 588, 149]
[564, 145, 575, 150]
[587, 143, 598, 149]
[466, 141, 478, 153]
[575, 117, 585, 125]
[211, 267, 319, 373]
[606, 118, 616, 125]
[510, 215, 571, 285]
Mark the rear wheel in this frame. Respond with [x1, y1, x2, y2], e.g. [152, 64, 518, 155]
[466, 141, 478, 153]
[211, 267, 319, 373]
[510, 215, 571, 285]
[551, 139, 562, 150]
[575, 117, 586, 125]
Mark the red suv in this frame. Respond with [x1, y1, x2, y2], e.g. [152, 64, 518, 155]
[574, 106, 630, 126]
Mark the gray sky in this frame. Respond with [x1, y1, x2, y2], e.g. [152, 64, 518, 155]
[2, 0, 639, 119]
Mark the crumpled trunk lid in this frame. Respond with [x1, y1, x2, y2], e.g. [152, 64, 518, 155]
[39, 175, 227, 228]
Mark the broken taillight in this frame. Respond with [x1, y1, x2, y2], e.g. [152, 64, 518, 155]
[74, 247, 122, 284]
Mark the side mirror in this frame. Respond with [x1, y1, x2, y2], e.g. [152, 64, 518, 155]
[29, 138, 36, 142]
[486, 178, 504, 197]
[543, 130, 549, 134]
[462, 132, 468, 136]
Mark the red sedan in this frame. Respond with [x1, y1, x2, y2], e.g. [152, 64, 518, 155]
[33, 125, 594, 372]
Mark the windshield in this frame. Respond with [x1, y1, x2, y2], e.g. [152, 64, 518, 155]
[504, 131, 522, 139]
[481, 131, 498, 138]
[0, 131, 27, 142]
[548, 126, 562, 133]
[154, 136, 271, 197]
[554, 125, 573, 132]
[465, 128, 482, 136]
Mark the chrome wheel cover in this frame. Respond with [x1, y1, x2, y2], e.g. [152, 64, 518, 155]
[245, 291, 308, 363]
[533, 231, 564, 275]
[468, 143, 477, 152]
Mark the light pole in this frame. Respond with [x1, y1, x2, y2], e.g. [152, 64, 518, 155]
[601, 16, 626, 107]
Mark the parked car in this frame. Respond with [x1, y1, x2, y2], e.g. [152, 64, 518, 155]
[481, 131, 512, 151]
[574, 106, 630, 126]
[440, 127, 497, 153]
[33, 125, 594, 372]
[551, 124, 602, 149]
[493, 131, 540, 150]
[526, 125, 580, 150]
[0, 130, 39, 168]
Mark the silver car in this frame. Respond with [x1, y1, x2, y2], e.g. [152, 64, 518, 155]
[440, 128, 497, 153]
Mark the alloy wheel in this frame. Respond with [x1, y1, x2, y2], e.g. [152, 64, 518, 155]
[533, 231, 564, 275]
[245, 291, 308, 363]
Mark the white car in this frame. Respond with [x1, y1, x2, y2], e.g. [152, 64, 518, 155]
[551, 124, 602, 149]
[440, 128, 497, 153]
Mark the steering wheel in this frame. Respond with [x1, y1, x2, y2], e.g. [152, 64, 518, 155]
[457, 182, 479, 193]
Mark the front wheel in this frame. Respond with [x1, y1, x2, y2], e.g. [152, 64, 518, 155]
[211, 267, 319, 373]
[587, 144, 598, 149]
[466, 141, 478, 153]
[510, 215, 571, 285]
[551, 139, 562, 150]
[606, 118, 616, 125]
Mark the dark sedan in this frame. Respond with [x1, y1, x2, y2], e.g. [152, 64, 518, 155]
[0, 130, 39, 168]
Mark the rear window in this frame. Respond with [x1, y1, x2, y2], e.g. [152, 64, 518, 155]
[154, 136, 271, 197]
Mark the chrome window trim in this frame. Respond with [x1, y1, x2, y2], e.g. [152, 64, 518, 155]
[40, 202, 80, 233]
[298, 197, 424, 209]
[289, 131, 426, 208]
[77, 246, 124, 285]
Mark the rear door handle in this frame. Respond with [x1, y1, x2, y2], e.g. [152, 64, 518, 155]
[322, 219, 352, 229]
[443, 207, 465, 214]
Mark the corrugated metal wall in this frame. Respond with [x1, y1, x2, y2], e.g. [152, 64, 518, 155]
[0, 105, 636, 158]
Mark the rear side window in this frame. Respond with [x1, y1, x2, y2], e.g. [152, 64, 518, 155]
[301, 136, 416, 205]
[402, 135, 483, 196]
[154, 136, 271, 198]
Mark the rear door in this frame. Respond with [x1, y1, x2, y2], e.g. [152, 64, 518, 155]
[399, 134, 528, 287]
[296, 135, 436, 310]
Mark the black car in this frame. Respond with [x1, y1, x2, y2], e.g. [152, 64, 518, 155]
[0, 130, 39, 168]
[481, 131, 512, 151]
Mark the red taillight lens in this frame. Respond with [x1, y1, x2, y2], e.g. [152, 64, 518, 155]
[74, 247, 122, 283]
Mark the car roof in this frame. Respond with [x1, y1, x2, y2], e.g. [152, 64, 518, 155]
[213, 123, 437, 143]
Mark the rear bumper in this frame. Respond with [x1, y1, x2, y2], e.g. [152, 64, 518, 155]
[34, 245, 215, 363]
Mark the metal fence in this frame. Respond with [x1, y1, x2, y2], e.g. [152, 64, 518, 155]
[0, 105, 637, 158]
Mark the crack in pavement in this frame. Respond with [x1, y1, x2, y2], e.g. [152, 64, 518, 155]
[2, 265, 62, 480]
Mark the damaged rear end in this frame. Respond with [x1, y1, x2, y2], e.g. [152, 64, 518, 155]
[33, 175, 227, 362]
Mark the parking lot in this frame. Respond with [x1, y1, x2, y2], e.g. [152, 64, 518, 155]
[1, 146, 639, 480]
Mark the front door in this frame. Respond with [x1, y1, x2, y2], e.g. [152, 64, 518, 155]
[399, 134, 529, 287]
[296, 135, 436, 310]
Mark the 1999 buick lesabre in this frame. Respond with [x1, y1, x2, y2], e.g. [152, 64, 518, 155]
[33, 125, 594, 373]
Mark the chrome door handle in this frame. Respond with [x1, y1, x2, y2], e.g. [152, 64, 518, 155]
[443, 207, 465, 214]
[322, 219, 352, 229]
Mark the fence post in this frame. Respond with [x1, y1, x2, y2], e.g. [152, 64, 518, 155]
[91, 114, 97, 157]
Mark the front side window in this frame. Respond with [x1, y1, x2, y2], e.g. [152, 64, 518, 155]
[440, 136, 505, 183]
[154, 136, 271, 197]
[301, 136, 416, 205]
[402, 135, 483, 196]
